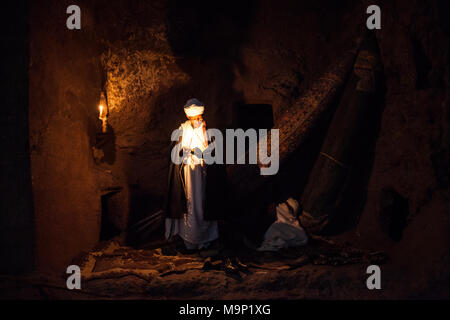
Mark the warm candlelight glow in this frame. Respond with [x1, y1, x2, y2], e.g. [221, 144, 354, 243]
[99, 105, 105, 119]
[99, 92, 108, 133]
[180, 121, 208, 166]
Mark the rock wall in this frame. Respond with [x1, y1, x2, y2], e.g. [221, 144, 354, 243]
[94, 0, 365, 221]
[355, 0, 450, 286]
[26, 0, 450, 276]
[27, 0, 365, 271]
[29, 0, 102, 271]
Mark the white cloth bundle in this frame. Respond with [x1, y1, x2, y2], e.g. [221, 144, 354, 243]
[258, 198, 308, 251]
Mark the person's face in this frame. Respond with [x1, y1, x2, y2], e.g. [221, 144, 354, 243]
[188, 115, 203, 126]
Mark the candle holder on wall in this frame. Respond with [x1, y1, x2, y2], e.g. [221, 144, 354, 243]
[98, 91, 109, 133]
[93, 90, 116, 165]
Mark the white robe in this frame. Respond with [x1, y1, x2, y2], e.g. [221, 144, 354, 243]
[165, 120, 219, 249]
[258, 198, 308, 251]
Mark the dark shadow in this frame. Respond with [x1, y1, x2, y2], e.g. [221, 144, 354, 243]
[126, 186, 165, 247]
[437, 0, 450, 36]
[160, 0, 259, 129]
[411, 34, 433, 89]
[276, 100, 341, 202]
[166, 1, 258, 60]
[100, 191, 122, 241]
[94, 122, 116, 165]
[227, 80, 343, 246]
[236, 104, 274, 131]
[0, 0, 34, 274]
[379, 188, 409, 241]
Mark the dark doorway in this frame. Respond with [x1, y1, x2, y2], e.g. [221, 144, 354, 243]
[236, 104, 274, 130]
[100, 191, 122, 241]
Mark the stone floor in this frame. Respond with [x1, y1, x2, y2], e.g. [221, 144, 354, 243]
[0, 235, 399, 299]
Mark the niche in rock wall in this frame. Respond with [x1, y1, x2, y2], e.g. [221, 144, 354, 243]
[93, 126, 116, 165]
[379, 188, 410, 241]
[100, 187, 130, 241]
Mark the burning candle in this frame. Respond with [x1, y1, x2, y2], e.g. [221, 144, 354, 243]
[99, 92, 108, 133]
[99, 104, 105, 118]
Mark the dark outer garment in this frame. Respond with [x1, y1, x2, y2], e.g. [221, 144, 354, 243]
[164, 131, 227, 221]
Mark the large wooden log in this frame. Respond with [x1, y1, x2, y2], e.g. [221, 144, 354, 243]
[226, 36, 364, 197]
[300, 33, 384, 233]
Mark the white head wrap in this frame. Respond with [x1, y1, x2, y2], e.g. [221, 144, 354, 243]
[184, 98, 205, 118]
[184, 105, 204, 118]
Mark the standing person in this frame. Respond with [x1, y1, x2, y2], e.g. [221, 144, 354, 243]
[165, 98, 225, 251]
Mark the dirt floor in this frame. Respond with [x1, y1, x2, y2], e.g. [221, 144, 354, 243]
[1, 231, 448, 300]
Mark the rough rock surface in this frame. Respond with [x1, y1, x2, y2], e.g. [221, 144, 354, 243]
[344, 0, 450, 294]
[29, 1, 102, 271]
[24, 0, 450, 296]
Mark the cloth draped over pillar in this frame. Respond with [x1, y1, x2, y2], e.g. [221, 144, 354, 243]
[300, 33, 384, 233]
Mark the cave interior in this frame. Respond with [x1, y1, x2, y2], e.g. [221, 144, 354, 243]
[1, 0, 449, 299]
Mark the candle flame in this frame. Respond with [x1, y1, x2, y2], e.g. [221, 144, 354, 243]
[99, 105, 105, 119]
